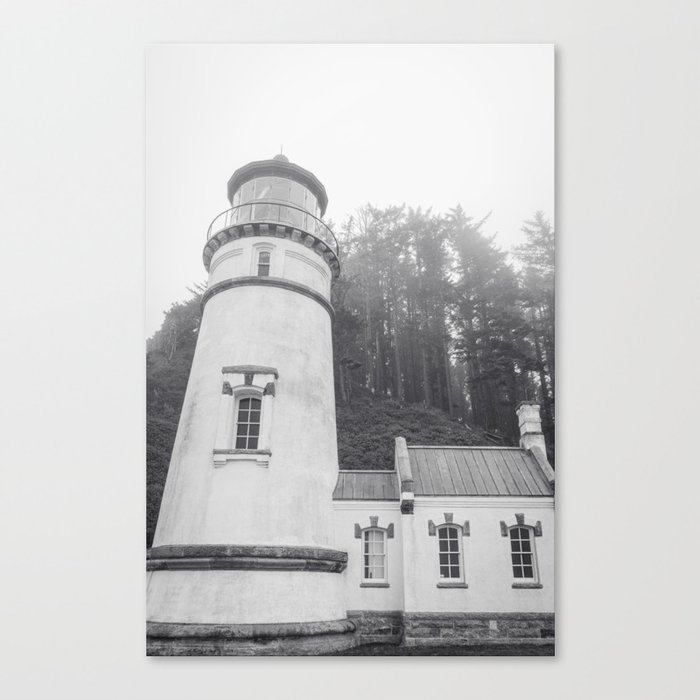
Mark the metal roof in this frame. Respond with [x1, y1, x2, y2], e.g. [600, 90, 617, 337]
[408, 447, 553, 497]
[332, 470, 399, 501]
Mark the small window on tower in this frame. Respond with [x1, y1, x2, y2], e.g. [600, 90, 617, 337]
[257, 251, 271, 277]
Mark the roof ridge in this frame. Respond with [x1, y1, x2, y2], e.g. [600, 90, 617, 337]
[408, 446, 524, 451]
[337, 469, 396, 473]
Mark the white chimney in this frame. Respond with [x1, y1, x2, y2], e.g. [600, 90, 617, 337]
[516, 401, 546, 453]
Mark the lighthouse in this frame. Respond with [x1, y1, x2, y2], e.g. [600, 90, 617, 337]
[147, 154, 355, 655]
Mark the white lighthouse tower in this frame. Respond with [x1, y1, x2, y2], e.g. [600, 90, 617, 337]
[147, 155, 354, 655]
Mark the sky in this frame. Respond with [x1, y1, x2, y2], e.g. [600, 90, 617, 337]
[146, 44, 553, 335]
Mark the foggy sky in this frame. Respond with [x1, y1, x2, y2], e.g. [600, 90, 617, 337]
[147, 44, 553, 335]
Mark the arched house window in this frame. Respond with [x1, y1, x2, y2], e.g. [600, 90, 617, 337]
[428, 514, 470, 588]
[213, 365, 278, 468]
[354, 516, 394, 587]
[500, 513, 544, 589]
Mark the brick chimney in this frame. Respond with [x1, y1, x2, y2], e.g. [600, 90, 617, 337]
[516, 401, 546, 453]
[516, 402, 554, 487]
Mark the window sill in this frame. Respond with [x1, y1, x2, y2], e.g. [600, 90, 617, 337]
[213, 449, 271, 468]
[512, 582, 543, 589]
[436, 582, 468, 589]
[360, 582, 390, 588]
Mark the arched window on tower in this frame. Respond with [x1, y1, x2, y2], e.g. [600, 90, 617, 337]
[235, 396, 261, 449]
[257, 250, 271, 277]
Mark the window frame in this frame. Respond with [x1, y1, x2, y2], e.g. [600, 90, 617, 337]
[508, 525, 539, 584]
[251, 242, 275, 277]
[213, 366, 277, 468]
[233, 393, 262, 450]
[256, 249, 271, 277]
[436, 524, 464, 583]
[361, 527, 388, 585]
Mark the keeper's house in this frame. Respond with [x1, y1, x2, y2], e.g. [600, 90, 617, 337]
[333, 401, 555, 648]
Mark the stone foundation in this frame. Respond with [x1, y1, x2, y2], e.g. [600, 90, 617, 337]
[403, 612, 555, 647]
[347, 610, 404, 645]
[147, 612, 554, 655]
[147, 619, 358, 656]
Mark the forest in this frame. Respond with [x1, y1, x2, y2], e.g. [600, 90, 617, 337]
[331, 205, 554, 449]
[147, 205, 554, 545]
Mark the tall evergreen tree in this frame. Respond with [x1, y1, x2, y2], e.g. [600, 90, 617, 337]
[447, 206, 535, 441]
[514, 211, 555, 461]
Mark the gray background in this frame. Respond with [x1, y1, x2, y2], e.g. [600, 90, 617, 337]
[1, 1, 698, 698]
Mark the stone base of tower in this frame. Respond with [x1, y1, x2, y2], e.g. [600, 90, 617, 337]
[146, 619, 359, 656]
[146, 545, 355, 655]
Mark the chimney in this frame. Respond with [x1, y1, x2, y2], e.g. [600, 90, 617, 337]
[516, 401, 546, 453]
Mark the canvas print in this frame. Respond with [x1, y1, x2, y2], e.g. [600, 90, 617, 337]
[146, 44, 554, 656]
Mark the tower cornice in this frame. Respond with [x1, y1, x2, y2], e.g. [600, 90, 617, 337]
[204, 220, 340, 278]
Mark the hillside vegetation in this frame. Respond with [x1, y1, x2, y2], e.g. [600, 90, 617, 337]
[336, 390, 492, 471]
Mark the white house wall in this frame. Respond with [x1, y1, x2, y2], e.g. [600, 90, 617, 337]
[333, 497, 553, 615]
[404, 498, 554, 614]
[333, 503, 404, 611]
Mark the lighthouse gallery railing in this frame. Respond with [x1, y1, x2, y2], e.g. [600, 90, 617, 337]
[207, 200, 339, 257]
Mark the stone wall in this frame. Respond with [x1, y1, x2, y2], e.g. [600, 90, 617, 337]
[347, 610, 404, 645]
[403, 612, 555, 647]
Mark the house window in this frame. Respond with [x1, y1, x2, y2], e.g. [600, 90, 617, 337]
[257, 251, 271, 277]
[235, 397, 261, 449]
[363, 529, 386, 582]
[438, 525, 462, 580]
[510, 526, 537, 580]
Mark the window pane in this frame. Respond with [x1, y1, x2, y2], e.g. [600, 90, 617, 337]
[240, 180, 254, 204]
[248, 436, 258, 449]
[235, 436, 247, 449]
[250, 398, 261, 409]
[253, 177, 271, 200]
[270, 177, 288, 201]
[439, 553, 448, 566]
[248, 424, 259, 437]
[523, 566, 534, 578]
